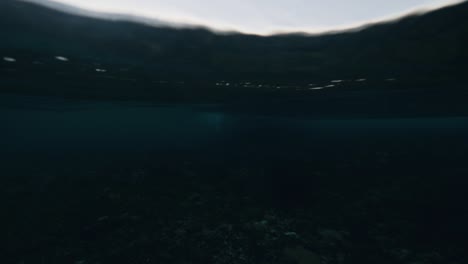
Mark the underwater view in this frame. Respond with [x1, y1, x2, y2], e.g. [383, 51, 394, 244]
[1, 0, 468, 263]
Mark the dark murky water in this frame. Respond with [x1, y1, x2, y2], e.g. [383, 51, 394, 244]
[2, 0, 468, 261]
[2, 93, 468, 264]
[3, 94, 468, 168]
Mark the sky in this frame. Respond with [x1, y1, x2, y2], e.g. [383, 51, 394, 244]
[27, 0, 465, 35]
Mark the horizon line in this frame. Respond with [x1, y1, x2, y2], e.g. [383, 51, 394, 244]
[22, 0, 467, 36]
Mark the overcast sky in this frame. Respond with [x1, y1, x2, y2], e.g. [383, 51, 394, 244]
[29, 0, 465, 34]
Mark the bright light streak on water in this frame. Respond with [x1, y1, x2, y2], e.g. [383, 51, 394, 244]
[3, 57, 16, 62]
[55, 56, 69, 61]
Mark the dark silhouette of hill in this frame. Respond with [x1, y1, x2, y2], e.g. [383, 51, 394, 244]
[1, 0, 467, 103]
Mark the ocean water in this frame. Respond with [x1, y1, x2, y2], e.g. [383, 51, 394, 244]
[3, 94, 468, 168]
[2, 93, 468, 263]
[1, 1, 468, 261]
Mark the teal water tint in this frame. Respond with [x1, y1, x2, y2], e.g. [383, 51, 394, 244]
[0, 96, 222, 168]
[2, 96, 468, 263]
[2, 94, 468, 170]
